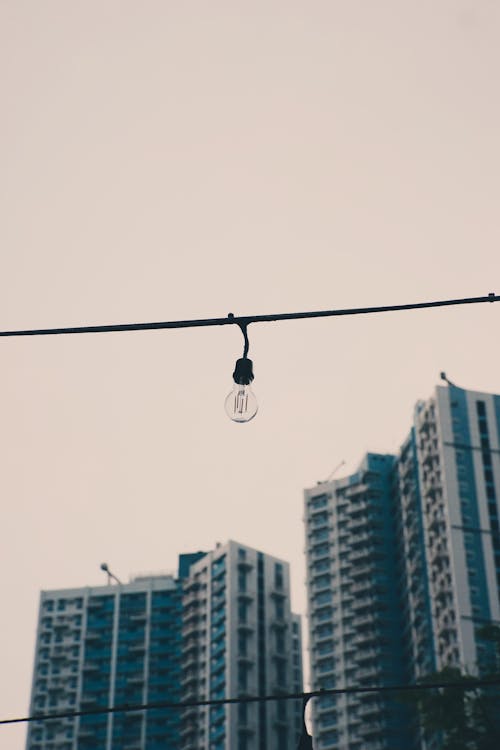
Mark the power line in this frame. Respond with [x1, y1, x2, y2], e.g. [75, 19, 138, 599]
[0, 293, 497, 339]
[3, 677, 500, 727]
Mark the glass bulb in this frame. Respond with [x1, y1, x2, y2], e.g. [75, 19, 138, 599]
[224, 383, 258, 423]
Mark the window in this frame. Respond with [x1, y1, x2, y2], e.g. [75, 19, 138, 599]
[317, 657, 335, 673]
[317, 640, 333, 655]
[274, 599, 284, 620]
[238, 601, 248, 623]
[485, 469, 494, 484]
[313, 559, 330, 573]
[315, 591, 332, 606]
[319, 730, 338, 747]
[275, 659, 286, 685]
[238, 702, 247, 724]
[315, 623, 333, 638]
[313, 543, 329, 557]
[315, 607, 333, 622]
[238, 633, 247, 656]
[319, 676, 335, 689]
[314, 574, 331, 589]
[309, 494, 328, 509]
[238, 571, 247, 592]
[275, 630, 285, 654]
[274, 563, 284, 590]
[238, 662, 248, 691]
[483, 451, 492, 467]
[476, 401, 486, 417]
[321, 711, 337, 727]
[277, 726, 287, 750]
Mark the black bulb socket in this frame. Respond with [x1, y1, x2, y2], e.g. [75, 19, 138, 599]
[233, 358, 254, 385]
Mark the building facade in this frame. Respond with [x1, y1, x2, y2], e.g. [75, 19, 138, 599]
[402, 384, 500, 675]
[26, 574, 183, 750]
[305, 383, 500, 749]
[305, 454, 411, 750]
[180, 540, 303, 750]
[26, 544, 303, 750]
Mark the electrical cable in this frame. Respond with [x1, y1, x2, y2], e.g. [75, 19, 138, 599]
[0, 293, 497, 339]
[1, 293, 498, 731]
[2, 677, 500, 726]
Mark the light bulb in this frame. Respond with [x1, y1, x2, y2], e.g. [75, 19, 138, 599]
[225, 357, 258, 423]
[225, 383, 258, 423]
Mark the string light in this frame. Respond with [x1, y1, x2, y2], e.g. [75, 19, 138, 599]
[224, 318, 258, 422]
[0, 293, 498, 422]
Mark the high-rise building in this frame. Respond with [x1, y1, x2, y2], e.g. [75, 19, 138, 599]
[180, 540, 304, 750]
[305, 453, 411, 750]
[26, 544, 303, 750]
[399, 384, 500, 676]
[304, 382, 500, 750]
[26, 573, 184, 750]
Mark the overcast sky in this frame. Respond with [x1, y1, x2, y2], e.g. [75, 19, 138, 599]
[1, 1, 500, 747]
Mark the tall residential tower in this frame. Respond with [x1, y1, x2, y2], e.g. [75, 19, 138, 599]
[180, 540, 303, 750]
[26, 574, 183, 750]
[26, 543, 303, 750]
[305, 382, 500, 750]
[305, 454, 411, 750]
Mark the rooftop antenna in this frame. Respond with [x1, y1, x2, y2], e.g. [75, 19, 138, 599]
[318, 460, 346, 484]
[440, 372, 457, 387]
[100, 562, 122, 586]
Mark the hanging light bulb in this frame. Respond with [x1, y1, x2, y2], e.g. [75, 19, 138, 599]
[225, 357, 258, 423]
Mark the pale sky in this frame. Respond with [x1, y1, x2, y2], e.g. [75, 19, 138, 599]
[1, 1, 500, 747]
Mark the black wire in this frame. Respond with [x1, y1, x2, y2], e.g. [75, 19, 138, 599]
[0, 294, 497, 339]
[1, 293, 497, 730]
[3, 678, 500, 726]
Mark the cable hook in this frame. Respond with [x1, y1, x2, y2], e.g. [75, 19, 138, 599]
[227, 314, 250, 359]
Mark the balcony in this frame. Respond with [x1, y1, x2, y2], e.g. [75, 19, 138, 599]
[82, 662, 100, 673]
[270, 587, 286, 599]
[351, 597, 374, 613]
[359, 721, 385, 738]
[182, 622, 200, 639]
[351, 581, 372, 595]
[128, 642, 145, 653]
[350, 564, 374, 580]
[356, 665, 380, 680]
[183, 652, 199, 671]
[181, 671, 198, 689]
[183, 592, 201, 608]
[182, 639, 198, 657]
[237, 559, 253, 571]
[350, 547, 378, 563]
[183, 579, 202, 594]
[237, 591, 253, 602]
[358, 701, 380, 719]
[356, 613, 376, 627]
[183, 608, 200, 626]
[237, 652, 254, 665]
[180, 706, 198, 726]
[182, 686, 199, 702]
[129, 612, 147, 622]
